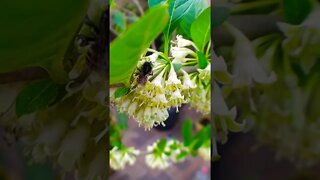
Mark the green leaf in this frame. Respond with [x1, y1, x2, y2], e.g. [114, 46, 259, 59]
[0, 0, 89, 83]
[191, 7, 211, 51]
[110, 5, 169, 85]
[176, 151, 188, 160]
[191, 139, 203, 151]
[157, 139, 167, 151]
[117, 112, 128, 129]
[164, 0, 198, 38]
[148, 0, 167, 7]
[16, 79, 60, 117]
[283, 0, 312, 25]
[173, 63, 182, 71]
[197, 51, 209, 69]
[177, 0, 208, 38]
[26, 163, 55, 180]
[225, 117, 245, 132]
[212, 6, 230, 28]
[214, 71, 231, 84]
[112, 10, 126, 33]
[114, 87, 130, 98]
[182, 118, 193, 146]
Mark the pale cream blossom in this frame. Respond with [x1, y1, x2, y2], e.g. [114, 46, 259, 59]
[109, 146, 140, 170]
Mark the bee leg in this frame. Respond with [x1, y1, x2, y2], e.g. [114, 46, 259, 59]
[84, 15, 100, 35]
[76, 35, 97, 47]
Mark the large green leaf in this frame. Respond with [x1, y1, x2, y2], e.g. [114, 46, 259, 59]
[182, 118, 193, 146]
[148, 0, 167, 7]
[164, 0, 198, 38]
[191, 7, 211, 52]
[110, 5, 169, 85]
[16, 79, 61, 117]
[177, 0, 208, 38]
[0, 0, 90, 83]
[283, 0, 312, 24]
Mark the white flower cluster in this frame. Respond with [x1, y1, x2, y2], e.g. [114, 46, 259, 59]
[115, 35, 205, 130]
[197, 140, 211, 161]
[189, 63, 211, 115]
[109, 146, 140, 170]
[145, 141, 170, 170]
[145, 139, 187, 169]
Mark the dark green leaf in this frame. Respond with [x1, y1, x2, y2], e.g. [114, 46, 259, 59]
[117, 112, 128, 129]
[114, 87, 130, 98]
[283, 0, 312, 24]
[173, 63, 182, 71]
[212, 6, 230, 28]
[164, 0, 198, 38]
[110, 5, 169, 85]
[214, 71, 231, 84]
[112, 10, 126, 32]
[177, 0, 208, 38]
[148, 0, 167, 7]
[26, 163, 55, 180]
[197, 51, 209, 69]
[191, 139, 203, 151]
[16, 79, 60, 117]
[191, 7, 211, 51]
[0, 0, 89, 83]
[157, 138, 167, 151]
[176, 151, 188, 160]
[182, 118, 193, 146]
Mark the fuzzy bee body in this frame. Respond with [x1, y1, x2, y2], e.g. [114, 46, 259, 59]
[77, 8, 108, 71]
[136, 61, 153, 86]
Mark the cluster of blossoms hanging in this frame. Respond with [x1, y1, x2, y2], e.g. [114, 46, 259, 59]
[109, 146, 140, 170]
[113, 35, 211, 130]
[109, 138, 203, 170]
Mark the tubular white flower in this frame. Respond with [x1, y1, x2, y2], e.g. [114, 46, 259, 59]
[171, 46, 194, 59]
[123, 147, 140, 165]
[169, 89, 185, 111]
[198, 145, 211, 161]
[152, 107, 169, 126]
[118, 99, 130, 113]
[127, 102, 138, 116]
[151, 67, 166, 88]
[146, 52, 159, 63]
[189, 83, 211, 115]
[198, 63, 211, 83]
[109, 146, 140, 170]
[166, 64, 182, 92]
[181, 69, 197, 89]
[145, 142, 170, 169]
[110, 147, 123, 170]
[152, 93, 168, 108]
[145, 153, 169, 169]
[176, 35, 194, 47]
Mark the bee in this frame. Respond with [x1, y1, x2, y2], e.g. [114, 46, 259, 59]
[77, 7, 108, 72]
[135, 61, 153, 86]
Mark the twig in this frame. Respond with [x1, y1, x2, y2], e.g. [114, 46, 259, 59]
[133, 0, 144, 16]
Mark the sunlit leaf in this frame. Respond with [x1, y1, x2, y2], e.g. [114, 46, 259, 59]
[0, 0, 89, 83]
[16, 79, 61, 117]
[191, 7, 211, 51]
[114, 87, 130, 98]
[182, 118, 193, 146]
[110, 5, 169, 85]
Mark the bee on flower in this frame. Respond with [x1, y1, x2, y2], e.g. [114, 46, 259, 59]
[113, 35, 210, 130]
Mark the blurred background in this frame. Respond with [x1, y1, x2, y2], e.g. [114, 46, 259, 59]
[109, 106, 210, 180]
